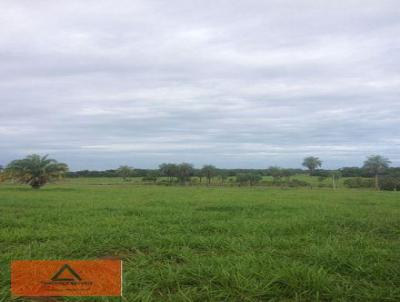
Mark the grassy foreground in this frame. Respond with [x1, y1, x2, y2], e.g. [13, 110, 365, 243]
[0, 183, 399, 301]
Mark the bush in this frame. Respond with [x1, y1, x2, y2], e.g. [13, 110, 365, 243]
[340, 167, 368, 177]
[156, 180, 173, 186]
[142, 175, 157, 183]
[313, 170, 330, 177]
[236, 173, 262, 186]
[379, 177, 400, 191]
[287, 179, 310, 187]
[343, 177, 374, 188]
[259, 179, 310, 188]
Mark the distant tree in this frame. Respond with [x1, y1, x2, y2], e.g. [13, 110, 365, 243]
[236, 174, 248, 186]
[201, 165, 218, 185]
[236, 173, 262, 186]
[386, 167, 400, 178]
[340, 167, 365, 177]
[142, 171, 158, 183]
[312, 169, 330, 177]
[302, 157, 322, 175]
[268, 166, 283, 181]
[194, 169, 203, 183]
[117, 165, 134, 181]
[176, 163, 194, 184]
[344, 177, 374, 189]
[218, 170, 228, 185]
[281, 169, 294, 181]
[159, 163, 178, 183]
[5, 154, 68, 189]
[248, 173, 262, 186]
[363, 155, 391, 190]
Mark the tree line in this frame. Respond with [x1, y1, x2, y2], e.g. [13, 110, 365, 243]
[0, 154, 398, 190]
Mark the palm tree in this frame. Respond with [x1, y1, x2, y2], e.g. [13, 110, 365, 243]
[302, 156, 322, 175]
[5, 154, 68, 189]
[363, 155, 391, 190]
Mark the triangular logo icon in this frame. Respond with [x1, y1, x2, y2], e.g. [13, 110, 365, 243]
[51, 264, 82, 281]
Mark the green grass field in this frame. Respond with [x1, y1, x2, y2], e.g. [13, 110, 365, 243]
[0, 181, 399, 301]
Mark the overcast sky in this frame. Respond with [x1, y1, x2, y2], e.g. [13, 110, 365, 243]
[1, 0, 399, 170]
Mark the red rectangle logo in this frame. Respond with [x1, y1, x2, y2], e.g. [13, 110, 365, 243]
[11, 260, 122, 297]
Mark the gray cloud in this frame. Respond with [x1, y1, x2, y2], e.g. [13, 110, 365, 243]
[1, 0, 399, 169]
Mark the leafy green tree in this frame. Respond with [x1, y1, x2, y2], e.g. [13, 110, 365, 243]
[159, 163, 178, 183]
[117, 165, 134, 181]
[176, 163, 194, 184]
[5, 154, 68, 189]
[363, 155, 391, 190]
[302, 157, 322, 175]
[201, 165, 218, 185]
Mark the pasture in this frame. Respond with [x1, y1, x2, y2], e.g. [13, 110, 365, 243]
[0, 180, 399, 301]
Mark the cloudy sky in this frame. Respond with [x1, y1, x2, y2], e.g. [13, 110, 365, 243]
[1, 0, 399, 170]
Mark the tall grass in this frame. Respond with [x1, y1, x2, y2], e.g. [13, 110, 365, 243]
[0, 183, 399, 301]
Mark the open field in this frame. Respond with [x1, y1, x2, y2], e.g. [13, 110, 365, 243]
[0, 181, 399, 301]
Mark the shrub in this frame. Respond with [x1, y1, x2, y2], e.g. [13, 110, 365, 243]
[343, 177, 374, 189]
[236, 173, 262, 186]
[157, 180, 172, 186]
[379, 176, 400, 191]
[287, 179, 310, 187]
[142, 175, 157, 183]
[259, 179, 310, 188]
